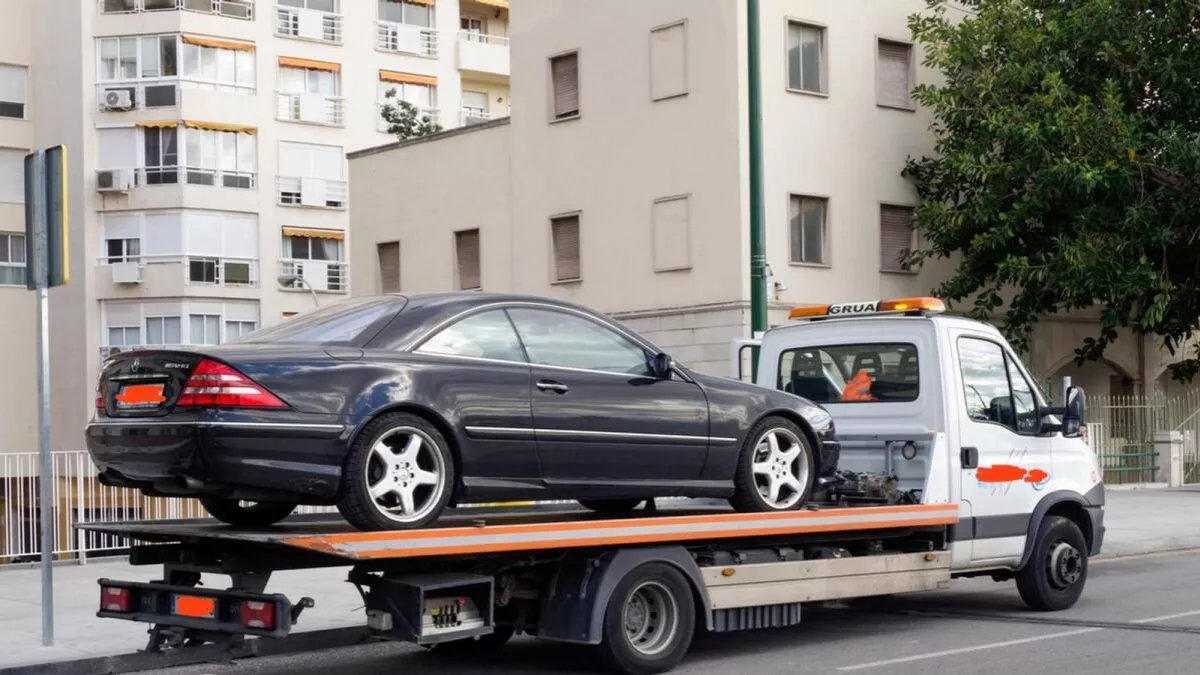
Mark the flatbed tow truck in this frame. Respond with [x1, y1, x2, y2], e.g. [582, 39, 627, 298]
[81, 298, 1104, 675]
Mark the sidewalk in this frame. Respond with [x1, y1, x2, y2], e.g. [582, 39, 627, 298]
[3, 488, 1200, 671]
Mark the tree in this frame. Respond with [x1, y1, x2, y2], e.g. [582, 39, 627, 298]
[904, 0, 1200, 382]
[380, 87, 442, 140]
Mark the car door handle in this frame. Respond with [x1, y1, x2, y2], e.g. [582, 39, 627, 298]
[536, 380, 569, 394]
[961, 446, 979, 469]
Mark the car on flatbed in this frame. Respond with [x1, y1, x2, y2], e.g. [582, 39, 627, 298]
[86, 292, 840, 531]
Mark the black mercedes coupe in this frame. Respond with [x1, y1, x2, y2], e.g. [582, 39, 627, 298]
[86, 293, 840, 531]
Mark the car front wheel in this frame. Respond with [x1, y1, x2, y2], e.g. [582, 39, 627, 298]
[337, 413, 456, 531]
[729, 416, 815, 513]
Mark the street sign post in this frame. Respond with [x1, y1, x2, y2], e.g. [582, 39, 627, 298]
[24, 145, 68, 647]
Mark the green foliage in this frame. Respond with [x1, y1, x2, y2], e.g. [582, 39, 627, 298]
[905, 0, 1200, 381]
[380, 87, 442, 140]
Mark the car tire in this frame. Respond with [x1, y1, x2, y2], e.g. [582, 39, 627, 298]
[1016, 515, 1089, 611]
[199, 498, 296, 528]
[729, 416, 816, 513]
[596, 562, 695, 675]
[337, 412, 456, 531]
[578, 499, 645, 514]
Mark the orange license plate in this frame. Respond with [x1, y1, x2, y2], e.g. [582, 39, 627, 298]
[115, 383, 166, 409]
[173, 594, 217, 619]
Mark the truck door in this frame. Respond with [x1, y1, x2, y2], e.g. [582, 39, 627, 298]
[951, 331, 1051, 566]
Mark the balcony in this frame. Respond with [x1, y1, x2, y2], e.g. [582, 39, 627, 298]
[376, 21, 438, 58]
[276, 5, 342, 44]
[376, 104, 440, 134]
[459, 108, 505, 127]
[94, 254, 260, 300]
[457, 31, 510, 78]
[96, 79, 256, 117]
[279, 259, 348, 294]
[276, 92, 345, 127]
[276, 176, 347, 209]
[98, 0, 254, 19]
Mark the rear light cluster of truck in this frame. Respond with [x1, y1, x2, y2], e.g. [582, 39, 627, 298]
[99, 584, 278, 631]
[176, 360, 286, 409]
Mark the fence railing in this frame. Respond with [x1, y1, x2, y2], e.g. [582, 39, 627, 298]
[276, 92, 346, 127]
[275, 5, 343, 44]
[99, 0, 253, 19]
[376, 21, 439, 58]
[1085, 391, 1200, 485]
[276, 175, 348, 209]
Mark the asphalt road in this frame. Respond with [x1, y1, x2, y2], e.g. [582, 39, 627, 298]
[144, 550, 1200, 675]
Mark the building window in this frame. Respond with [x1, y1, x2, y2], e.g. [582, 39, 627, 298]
[189, 314, 221, 345]
[378, 0, 433, 27]
[181, 39, 255, 92]
[649, 21, 687, 101]
[145, 316, 183, 345]
[225, 320, 257, 340]
[107, 326, 141, 347]
[283, 234, 342, 261]
[143, 126, 179, 184]
[880, 205, 916, 273]
[377, 76, 437, 131]
[184, 127, 256, 189]
[877, 39, 913, 109]
[786, 22, 825, 94]
[106, 238, 141, 263]
[0, 233, 26, 287]
[0, 64, 28, 119]
[377, 241, 400, 293]
[551, 215, 581, 283]
[278, 64, 339, 97]
[454, 229, 481, 290]
[277, 0, 342, 43]
[277, 141, 345, 208]
[278, 60, 343, 126]
[550, 52, 579, 120]
[0, 148, 26, 203]
[652, 196, 691, 272]
[281, 229, 347, 292]
[789, 195, 827, 265]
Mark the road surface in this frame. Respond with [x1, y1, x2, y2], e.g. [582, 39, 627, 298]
[144, 550, 1200, 675]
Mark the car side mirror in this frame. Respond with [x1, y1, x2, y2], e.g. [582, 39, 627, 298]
[1061, 385, 1086, 438]
[650, 352, 674, 379]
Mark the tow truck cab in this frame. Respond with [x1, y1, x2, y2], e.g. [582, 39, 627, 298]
[733, 297, 1103, 579]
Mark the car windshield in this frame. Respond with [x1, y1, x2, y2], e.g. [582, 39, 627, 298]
[230, 297, 402, 345]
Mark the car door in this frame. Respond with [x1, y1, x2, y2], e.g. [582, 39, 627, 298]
[953, 332, 1052, 566]
[409, 308, 539, 493]
[504, 307, 710, 483]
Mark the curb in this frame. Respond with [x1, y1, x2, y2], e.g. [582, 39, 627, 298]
[0, 627, 371, 675]
[1096, 537, 1200, 561]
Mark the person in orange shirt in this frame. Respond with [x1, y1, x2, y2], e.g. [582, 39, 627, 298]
[841, 369, 877, 402]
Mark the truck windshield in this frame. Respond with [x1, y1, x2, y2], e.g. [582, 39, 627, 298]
[777, 343, 919, 403]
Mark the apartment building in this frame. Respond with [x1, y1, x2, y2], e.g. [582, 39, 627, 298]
[349, 0, 1181, 401]
[0, 0, 511, 458]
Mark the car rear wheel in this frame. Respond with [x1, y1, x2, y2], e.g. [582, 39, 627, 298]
[200, 498, 296, 528]
[579, 499, 645, 514]
[337, 413, 456, 531]
[729, 416, 815, 513]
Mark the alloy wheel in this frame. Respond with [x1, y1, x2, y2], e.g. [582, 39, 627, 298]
[750, 427, 810, 509]
[363, 426, 447, 524]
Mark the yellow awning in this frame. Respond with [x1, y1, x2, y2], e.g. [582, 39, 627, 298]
[182, 34, 255, 52]
[278, 56, 341, 73]
[407, 0, 435, 5]
[182, 120, 257, 133]
[136, 120, 178, 128]
[474, 0, 508, 8]
[379, 70, 437, 86]
[282, 227, 345, 241]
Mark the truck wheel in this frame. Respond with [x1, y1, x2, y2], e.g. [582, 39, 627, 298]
[579, 499, 644, 514]
[1016, 515, 1089, 611]
[596, 563, 695, 675]
[337, 413, 455, 531]
[200, 498, 296, 527]
[729, 416, 815, 513]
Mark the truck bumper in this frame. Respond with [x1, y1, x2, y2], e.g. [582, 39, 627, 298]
[1086, 505, 1105, 557]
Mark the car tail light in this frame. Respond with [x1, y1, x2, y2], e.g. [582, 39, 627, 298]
[176, 360, 286, 409]
[101, 586, 132, 613]
[240, 600, 276, 630]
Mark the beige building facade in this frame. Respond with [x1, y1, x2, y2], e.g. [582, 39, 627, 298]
[0, 0, 511, 457]
[348, 0, 1180, 402]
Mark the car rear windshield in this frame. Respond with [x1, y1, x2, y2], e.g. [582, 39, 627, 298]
[778, 343, 919, 403]
[231, 297, 402, 345]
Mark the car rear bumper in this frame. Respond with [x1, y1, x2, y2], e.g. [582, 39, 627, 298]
[85, 416, 349, 502]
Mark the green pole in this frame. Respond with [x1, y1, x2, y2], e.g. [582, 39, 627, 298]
[747, 0, 767, 371]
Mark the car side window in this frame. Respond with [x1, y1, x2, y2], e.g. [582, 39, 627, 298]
[506, 308, 651, 375]
[415, 310, 528, 363]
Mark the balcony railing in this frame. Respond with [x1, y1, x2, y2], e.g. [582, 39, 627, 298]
[460, 108, 505, 126]
[98, 253, 260, 288]
[280, 259, 349, 294]
[276, 92, 345, 127]
[376, 21, 438, 58]
[101, 166, 257, 190]
[276, 176, 347, 209]
[99, 0, 254, 19]
[458, 30, 509, 47]
[376, 104, 440, 133]
[276, 5, 343, 44]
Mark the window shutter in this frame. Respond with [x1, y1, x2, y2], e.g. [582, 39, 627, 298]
[551, 53, 579, 118]
[551, 215, 581, 281]
[880, 205, 915, 272]
[455, 229, 481, 290]
[877, 40, 911, 108]
[377, 241, 400, 293]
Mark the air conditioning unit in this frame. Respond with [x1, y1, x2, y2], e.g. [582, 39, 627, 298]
[97, 168, 132, 193]
[102, 89, 135, 111]
[110, 261, 141, 284]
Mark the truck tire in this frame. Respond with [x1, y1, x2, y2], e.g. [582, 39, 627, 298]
[729, 416, 815, 513]
[199, 498, 296, 528]
[596, 562, 695, 675]
[579, 499, 645, 514]
[1016, 515, 1089, 611]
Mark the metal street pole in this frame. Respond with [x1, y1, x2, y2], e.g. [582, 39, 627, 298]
[747, 0, 768, 369]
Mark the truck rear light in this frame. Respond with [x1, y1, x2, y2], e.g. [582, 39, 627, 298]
[240, 600, 276, 630]
[101, 586, 132, 613]
[176, 360, 286, 409]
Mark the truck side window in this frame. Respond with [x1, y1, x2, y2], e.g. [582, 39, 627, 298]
[1005, 356, 1039, 434]
[958, 337, 1036, 434]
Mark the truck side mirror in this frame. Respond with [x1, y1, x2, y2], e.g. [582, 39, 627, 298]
[1061, 385, 1086, 438]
